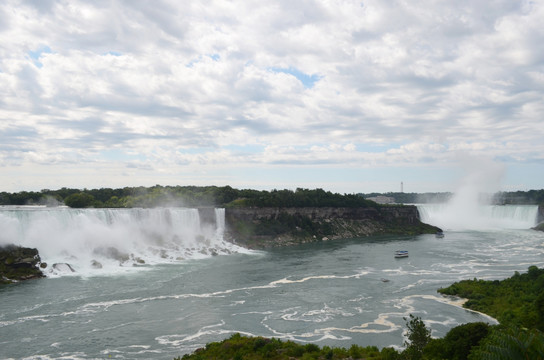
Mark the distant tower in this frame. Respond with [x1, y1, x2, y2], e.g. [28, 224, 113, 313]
[401, 181, 404, 193]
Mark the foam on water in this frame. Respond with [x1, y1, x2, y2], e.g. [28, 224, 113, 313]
[0, 206, 247, 276]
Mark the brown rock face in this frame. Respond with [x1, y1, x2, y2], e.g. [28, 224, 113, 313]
[224, 206, 439, 249]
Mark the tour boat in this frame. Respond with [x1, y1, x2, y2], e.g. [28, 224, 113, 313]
[394, 250, 409, 258]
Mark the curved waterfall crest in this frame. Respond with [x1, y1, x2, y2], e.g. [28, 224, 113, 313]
[417, 203, 539, 231]
[0, 207, 245, 276]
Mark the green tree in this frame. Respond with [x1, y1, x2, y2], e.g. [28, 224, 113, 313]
[403, 314, 431, 360]
[468, 326, 544, 360]
[424, 322, 490, 360]
[536, 291, 544, 331]
[63, 192, 95, 208]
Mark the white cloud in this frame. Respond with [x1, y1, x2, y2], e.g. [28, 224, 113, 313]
[0, 0, 542, 193]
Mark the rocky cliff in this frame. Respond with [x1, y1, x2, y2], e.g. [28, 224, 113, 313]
[533, 205, 544, 232]
[0, 245, 45, 284]
[224, 206, 439, 248]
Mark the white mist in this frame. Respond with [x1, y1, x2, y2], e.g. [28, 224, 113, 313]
[417, 155, 537, 230]
[0, 207, 246, 277]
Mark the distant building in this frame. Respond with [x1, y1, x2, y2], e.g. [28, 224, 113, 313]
[366, 195, 396, 204]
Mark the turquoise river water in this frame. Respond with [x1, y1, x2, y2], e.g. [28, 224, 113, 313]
[0, 205, 543, 359]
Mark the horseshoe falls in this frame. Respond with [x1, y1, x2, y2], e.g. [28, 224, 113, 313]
[416, 204, 540, 231]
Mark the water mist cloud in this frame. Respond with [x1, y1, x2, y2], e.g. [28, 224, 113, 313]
[452, 153, 506, 205]
[416, 155, 540, 230]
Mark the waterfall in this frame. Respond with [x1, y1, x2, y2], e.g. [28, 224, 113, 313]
[215, 208, 226, 236]
[417, 204, 539, 231]
[0, 206, 243, 276]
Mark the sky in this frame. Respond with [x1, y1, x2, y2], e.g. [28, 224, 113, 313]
[0, 0, 543, 195]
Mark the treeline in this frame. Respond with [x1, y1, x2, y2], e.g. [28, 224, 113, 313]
[361, 192, 452, 204]
[0, 186, 377, 209]
[231, 188, 376, 208]
[438, 265, 544, 331]
[492, 189, 544, 205]
[361, 189, 544, 205]
[4, 186, 542, 208]
[177, 266, 544, 360]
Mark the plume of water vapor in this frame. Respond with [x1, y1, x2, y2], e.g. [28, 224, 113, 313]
[420, 155, 508, 230]
[450, 154, 504, 204]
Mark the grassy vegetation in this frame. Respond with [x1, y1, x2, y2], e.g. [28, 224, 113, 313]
[176, 266, 544, 359]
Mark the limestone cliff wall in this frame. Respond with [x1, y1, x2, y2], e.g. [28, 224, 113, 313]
[224, 206, 437, 248]
[225, 205, 421, 222]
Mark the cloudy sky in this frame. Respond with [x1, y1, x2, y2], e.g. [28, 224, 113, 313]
[1, 0, 543, 194]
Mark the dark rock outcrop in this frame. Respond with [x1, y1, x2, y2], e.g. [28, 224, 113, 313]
[0, 245, 45, 284]
[52, 263, 76, 273]
[224, 206, 440, 249]
[532, 205, 544, 232]
[198, 207, 218, 227]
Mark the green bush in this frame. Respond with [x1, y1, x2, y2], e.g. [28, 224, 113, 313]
[63, 192, 95, 208]
[468, 326, 544, 360]
[424, 322, 490, 360]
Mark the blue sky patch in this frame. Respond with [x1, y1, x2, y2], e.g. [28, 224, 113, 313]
[27, 45, 52, 68]
[268, 67, 322, 89]
[186, 54, 220, 68]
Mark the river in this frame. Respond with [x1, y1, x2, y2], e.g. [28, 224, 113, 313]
[1, 205, 543, 359]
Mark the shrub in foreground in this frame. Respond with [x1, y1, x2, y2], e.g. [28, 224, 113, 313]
[175, 333, 401, 360]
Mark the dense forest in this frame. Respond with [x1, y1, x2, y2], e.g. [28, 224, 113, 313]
[177, 266, 544, 359]
[0, 186, 377, 208]
[1, 186, 543, 208]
